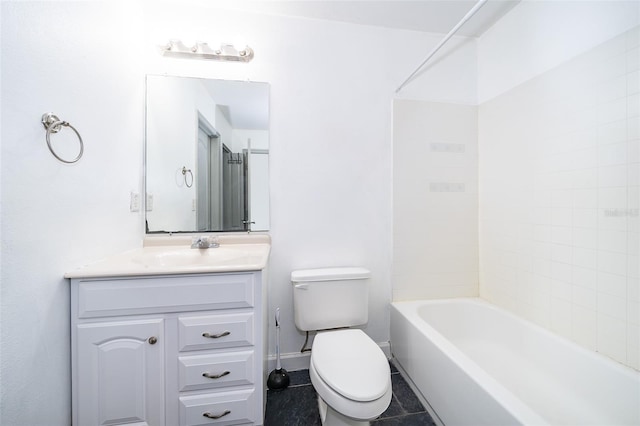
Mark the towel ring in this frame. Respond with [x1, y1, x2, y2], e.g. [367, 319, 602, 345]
[41, 113, 84, 164]
[182, 167, 193, 188]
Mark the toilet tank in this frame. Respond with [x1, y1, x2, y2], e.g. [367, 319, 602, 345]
[291, 267, 371, 331]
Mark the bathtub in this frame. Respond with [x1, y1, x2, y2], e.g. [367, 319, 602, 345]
[390, 298, 640, 426]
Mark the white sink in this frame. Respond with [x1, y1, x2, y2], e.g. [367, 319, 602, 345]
[65, 235, 271, 278]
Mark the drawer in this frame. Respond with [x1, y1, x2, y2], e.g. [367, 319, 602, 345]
[179, 313, 253, 351]
[179, 389, 256, 426]
[76, 274, 255, 318]
[179, 351, 254, 392]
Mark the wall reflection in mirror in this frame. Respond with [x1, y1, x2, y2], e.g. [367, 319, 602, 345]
[145, 75, 269, 233]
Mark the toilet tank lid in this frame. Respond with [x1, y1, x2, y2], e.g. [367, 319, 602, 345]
[291, 267, 370, 282]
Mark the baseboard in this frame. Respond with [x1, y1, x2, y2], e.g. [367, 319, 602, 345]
[380, 341, 391, 358]
[267, 341, 392, 372]
[267, 350, 311, 372]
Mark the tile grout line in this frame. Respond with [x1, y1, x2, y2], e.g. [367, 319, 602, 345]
[266, 365, 432, 426]
[373, 411, 429, 423]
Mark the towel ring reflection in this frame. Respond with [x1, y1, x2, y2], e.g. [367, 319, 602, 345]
[41, 113, 84, 164]
[182, 167, 193, 188]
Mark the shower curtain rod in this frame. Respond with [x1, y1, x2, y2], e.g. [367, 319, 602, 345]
[395, 0, 488, 93]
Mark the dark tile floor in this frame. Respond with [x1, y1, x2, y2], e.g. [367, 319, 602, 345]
[265, 361, 436, 426]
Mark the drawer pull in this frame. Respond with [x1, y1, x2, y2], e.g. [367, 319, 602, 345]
[202, 370, 231, 379]
[202, 331, 230, 339]
[203, 410, 231, 420]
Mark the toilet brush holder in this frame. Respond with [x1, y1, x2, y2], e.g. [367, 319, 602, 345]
[267, 308, 290, 390]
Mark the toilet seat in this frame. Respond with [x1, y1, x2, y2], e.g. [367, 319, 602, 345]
[310, 329, 392, 420]
[312, 329, 390, 401]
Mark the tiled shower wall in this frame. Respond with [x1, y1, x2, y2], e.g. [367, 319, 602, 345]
[479, 27, 640, 369]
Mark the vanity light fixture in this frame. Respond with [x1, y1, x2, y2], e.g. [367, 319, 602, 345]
[161, 39, 254, 62]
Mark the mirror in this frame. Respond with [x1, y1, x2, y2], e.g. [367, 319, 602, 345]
[145, 75, 269, 233]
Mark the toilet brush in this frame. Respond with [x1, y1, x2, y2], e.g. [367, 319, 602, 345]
[267, 308, 290, 390]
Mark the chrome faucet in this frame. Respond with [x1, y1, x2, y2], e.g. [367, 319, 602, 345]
[191, 236, 220, 249]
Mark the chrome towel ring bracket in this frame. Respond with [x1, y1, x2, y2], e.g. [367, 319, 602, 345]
[182, 166, 193, 188]
[41, 112, 84, 164]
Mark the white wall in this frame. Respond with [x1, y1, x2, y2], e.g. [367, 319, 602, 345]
[478, 0, 640, 103]
[393, 100, 478, 300]
[390, 30, 478, 301]
[1, 2, 146, 425]
[478, 1, 639, 370]
[396, 35, 478, 104]
[232, 129, 268, 152]
[0, 2, 475, 424]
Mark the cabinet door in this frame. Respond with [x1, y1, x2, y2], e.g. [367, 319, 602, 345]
[76, 319, 164, 426]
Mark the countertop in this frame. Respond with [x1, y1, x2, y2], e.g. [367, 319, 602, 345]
[65, 234, 271, 279]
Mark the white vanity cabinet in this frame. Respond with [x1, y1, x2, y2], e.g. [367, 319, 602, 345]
[70, 271, 267, 426]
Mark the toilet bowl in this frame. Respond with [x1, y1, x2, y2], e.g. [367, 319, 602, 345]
[310, 329, 392, 425]
[291, 267, 392, 425]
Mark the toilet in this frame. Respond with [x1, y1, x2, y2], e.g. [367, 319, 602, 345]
[291, 267, 392, 426]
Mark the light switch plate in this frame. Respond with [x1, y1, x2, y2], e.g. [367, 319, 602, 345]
[130, 192, 141, 212]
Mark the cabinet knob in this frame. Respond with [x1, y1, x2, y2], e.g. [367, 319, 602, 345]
[202, 331, 230, 339]
[203, 410, 231, 419]
[148, 336, 158, 345]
